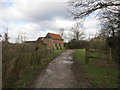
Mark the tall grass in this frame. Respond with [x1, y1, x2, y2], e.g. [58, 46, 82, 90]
[2, 42, 58, 88]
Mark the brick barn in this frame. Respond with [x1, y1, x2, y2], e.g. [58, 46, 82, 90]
[37, 33, 64, 49]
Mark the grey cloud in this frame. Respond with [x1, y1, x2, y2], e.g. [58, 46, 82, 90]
[18, 2, 68, 22]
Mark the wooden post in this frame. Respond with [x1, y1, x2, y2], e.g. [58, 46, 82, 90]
[109, 48, 112, 64]
[85, 48, 89, 64]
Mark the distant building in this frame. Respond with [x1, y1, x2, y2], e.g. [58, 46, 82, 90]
[37, 33, 64, 49]
[91, 36, 107, 41]
[37, 37, 45, 43]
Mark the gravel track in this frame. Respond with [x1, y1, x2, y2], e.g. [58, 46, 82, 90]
[29, 50, 92, 88]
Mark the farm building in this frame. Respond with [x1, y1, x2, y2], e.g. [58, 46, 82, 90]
[37, 33, 64, 49]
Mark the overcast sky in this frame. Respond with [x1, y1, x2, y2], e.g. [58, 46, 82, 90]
[0, 0, 100, 43]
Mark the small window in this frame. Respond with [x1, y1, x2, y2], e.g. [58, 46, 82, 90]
[41, 38, 44, 40]
[46, 34, 51, 39]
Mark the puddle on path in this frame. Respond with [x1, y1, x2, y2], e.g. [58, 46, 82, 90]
[68, 56, 72, 60]
[62, 60, 73, 64]
[46, 69, 52, 73]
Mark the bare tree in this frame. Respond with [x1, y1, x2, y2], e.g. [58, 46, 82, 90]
[68, 0, 120, 19]
[68, 0, 120, 36]
[16, 33, 27, 43]
[98, 6, 120, 38]
[0, 34, 2, 42]
[68, 22, 85, 40]
[68, 0, 120, 63]
[4, 33, 9, 42]
[3, 25, 9, 43]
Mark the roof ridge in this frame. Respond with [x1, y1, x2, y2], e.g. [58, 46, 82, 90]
[49, 32, 59, 35]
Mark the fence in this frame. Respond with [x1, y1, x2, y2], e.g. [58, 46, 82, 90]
[85, 48, 113, 64]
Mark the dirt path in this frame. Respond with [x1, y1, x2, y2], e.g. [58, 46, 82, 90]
[28, 50, 92, 88]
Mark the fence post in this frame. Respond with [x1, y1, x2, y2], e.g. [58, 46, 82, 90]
[85, 48, 89, 64]
[109, 48, 112, 64]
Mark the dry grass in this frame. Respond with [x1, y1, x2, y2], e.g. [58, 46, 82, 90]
[2, 42, 56, 88]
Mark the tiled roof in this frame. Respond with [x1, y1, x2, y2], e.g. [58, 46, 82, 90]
[37, 37, 44, 41]
[47, 33, 63, 40]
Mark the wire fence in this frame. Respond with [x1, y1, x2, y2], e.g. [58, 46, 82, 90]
[85, 48, 117, 65]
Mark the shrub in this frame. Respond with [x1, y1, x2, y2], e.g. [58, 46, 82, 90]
[67, 39, 88, 49]
[88, 40, 109, 51]
[2, 42, 54, 87]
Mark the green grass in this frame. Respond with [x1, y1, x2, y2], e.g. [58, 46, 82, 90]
[15, 66, 39, 88]
[14, 49, 67, 88]
[54, 49, 67, 55]
[73, 49, 118, 88]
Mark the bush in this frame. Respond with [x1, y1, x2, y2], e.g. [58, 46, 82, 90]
[88, 40, 109, 51]
[67, 39, 88, 49]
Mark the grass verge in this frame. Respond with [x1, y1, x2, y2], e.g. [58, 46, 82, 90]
[73, 49, 118, 88]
